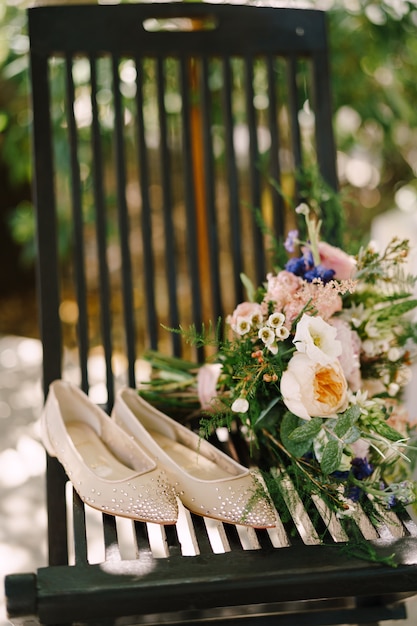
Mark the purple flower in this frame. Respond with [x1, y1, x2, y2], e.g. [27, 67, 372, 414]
[284, 229, 299, 253]
[384, 480, 416, 507]
[351, 457, 374, 480]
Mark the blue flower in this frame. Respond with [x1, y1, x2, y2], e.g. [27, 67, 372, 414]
[285, 256, 307, 276]
[351, 457, 374, 480]
[304, 265, 335, 284]
[332, 470, 350, 480]
[346, 485, 362, 502]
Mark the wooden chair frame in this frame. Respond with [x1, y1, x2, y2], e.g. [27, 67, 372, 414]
[5, 4, 417, 625]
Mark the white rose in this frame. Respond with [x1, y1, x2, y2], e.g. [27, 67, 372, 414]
[293, 314, 342, 365]
[280, 353, 349, 420]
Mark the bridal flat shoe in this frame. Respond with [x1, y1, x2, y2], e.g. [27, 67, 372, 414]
[41, 380, 178, 524]
[112, 387, 277, 528]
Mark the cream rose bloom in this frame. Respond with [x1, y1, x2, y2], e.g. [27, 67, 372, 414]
[280, 353, 349, 420]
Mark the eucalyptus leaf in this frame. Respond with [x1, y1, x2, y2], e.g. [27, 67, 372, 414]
[342, 425, 362, 444]
[280, 412, 313, 457]
[334, 405, 361, 438]
[320, 439, 344, 475]
[288, 417, 323, 442]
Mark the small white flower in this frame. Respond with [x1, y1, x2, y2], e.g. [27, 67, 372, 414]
[362, 339, 377, 356]
[258, 326, 275, 346]
[387, 347, 402, 362]
[388, 382, 400, 396]
[268, 312, 285, 328]
[348, 389, 374, 415]
[231, 397, 249, 413]
[293, 314, 341, 364]
[250, 312, 264, 328]
[267, 342, 278, 355]
[276, 325, 290, 340]
[235, 316, 252, 336]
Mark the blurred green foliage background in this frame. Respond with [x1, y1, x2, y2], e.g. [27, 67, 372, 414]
[1, 0, 417, 334]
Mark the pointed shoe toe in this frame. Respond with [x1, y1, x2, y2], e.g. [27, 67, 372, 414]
[112, 387, 277, 529]
[41, 380, 178, 525]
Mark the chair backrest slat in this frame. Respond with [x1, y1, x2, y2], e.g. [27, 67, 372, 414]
[64, 55, 90, 391]
[112, 54, 138, 387]
[135, 58, 160, 353]
[179, 56, 204, 344]
[28, 3, 338, 565]
[89, 54, 116, 402]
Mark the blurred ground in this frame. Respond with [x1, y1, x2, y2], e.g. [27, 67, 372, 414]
[0, 335, 46, 626]
[1, 333, 417, 626]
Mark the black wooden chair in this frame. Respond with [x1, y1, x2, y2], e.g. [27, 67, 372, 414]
[5, 3, 417, 625]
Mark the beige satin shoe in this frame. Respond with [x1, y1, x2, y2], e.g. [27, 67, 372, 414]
[41, 380, 178, 524]
[112, 387, 277, 528]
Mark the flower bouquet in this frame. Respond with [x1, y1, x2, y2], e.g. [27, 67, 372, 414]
[139, 202, 417, 530]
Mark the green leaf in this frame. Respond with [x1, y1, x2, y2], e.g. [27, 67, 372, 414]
[342, 425, 362, 444]
[288, 417, 323, 442]
[254, 397, 280, 426]
[334, 405, 361, 438]
[372, 420, 404, 442]
[376, 299, 417, 322]
[280, 412, 313, 458]
[320, 439, 344, 475]
[240, 273, 256, 302]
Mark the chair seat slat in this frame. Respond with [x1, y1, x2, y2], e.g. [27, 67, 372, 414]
[272, 467, 321, 545]
[311, 494, 350, 543]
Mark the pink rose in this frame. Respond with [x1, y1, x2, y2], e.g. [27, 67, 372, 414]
[226, 301, 265, 331]
[263, 270, 304, 314]
[330, 318, 362, 391]
[197, 363, 222, 411]
[318, 241, 356, 280]
[265, 270, 303, 299]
